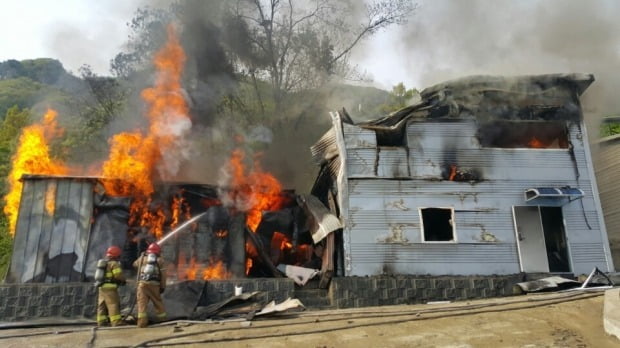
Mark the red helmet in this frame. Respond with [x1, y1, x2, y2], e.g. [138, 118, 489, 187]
[106, 246, 122, 258]
[147, 243, 161, 255]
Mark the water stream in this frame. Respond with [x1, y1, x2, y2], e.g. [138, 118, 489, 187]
[157, 211, 207, 246]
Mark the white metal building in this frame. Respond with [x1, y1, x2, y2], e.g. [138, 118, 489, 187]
[311, 74, 614, 277]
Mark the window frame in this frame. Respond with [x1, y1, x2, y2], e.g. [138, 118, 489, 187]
[419, 207, 457, 243]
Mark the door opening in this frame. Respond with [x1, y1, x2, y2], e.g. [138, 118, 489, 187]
[513, 206, 571, 273]
[540, 207, 570, 273]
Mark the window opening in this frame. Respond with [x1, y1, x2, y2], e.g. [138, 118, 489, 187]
[421, 208, 455, 242]
[478, 121, 568, 149]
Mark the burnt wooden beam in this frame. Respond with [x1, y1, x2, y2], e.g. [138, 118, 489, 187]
[229, 213, 246, 278]
[244, 228, 282, 278]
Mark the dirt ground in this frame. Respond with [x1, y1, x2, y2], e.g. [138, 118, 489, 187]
[1, 290, 619, 348]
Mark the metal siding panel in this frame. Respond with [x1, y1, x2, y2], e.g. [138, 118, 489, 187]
[407, 121, 480, 151]
[33, 180, 57, 281]
[48, 180, 70, 282]
[406, 121, 590, 182]
[346, 148, 376, 177]
[74, 181, 93, 281]
[8, 179, 35, 282]
[409, 148, 588, 181]
[349, 243, 519, 275]
[377, 147, 410, 178]
[59, 181, 85, 282]
[22, 179, 47, 283]
[570, 242, 607, 274]
[346, 178, 605, 275]
[342, 123, 377, 148]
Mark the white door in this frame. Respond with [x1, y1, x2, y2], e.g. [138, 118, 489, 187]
[512, 206, 549, 272]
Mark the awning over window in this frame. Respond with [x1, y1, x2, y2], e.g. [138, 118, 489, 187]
[525, 187, 585, 202]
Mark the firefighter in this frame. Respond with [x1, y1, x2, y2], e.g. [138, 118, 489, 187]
[95, 245, 126, 327]
[133, 243, 167, 328]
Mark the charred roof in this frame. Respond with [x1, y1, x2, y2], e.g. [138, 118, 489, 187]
[358, 73, 594, 130]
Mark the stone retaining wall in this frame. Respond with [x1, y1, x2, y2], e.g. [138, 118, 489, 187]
[328, 274, 524, 309]
[201, 279, 295, 305]
[0, 274, 528, 321]
[0, 278, 295, 323]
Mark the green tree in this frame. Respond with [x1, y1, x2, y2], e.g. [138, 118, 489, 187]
[0, 106, 30, 280]
[225, 0, 417, 114]
[61, 65, 128, 162]
[380, 82, 419, 113]
[600, 120, 620, 137]
[0, 58, 67, 85]
[0, 215, 11, 280]
[112, 0, 417, 116]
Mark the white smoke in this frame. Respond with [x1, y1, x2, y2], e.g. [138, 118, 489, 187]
[368, 0, 620, 129]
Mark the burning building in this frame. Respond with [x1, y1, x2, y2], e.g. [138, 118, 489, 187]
[4, 175, 340, 284]
[311, 73, 614, 277]
[3, 25, 341, 287]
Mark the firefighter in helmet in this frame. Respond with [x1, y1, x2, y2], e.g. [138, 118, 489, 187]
[133, 243, 167, 328]
[95, 245, 126, 327]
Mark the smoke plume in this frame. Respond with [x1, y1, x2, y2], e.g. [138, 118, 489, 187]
[391, 0, 620, 131]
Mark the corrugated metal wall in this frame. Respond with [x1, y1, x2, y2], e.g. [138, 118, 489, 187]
[6, 177, 94, 283]
[593, 137, 620, 270]
[342, 120, 612, 276]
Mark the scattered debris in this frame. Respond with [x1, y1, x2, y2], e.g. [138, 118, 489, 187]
[515, 276, 580, 293]
[255, 298, 305, 317]
[515, 269, 614, 294]
[192, 291, 262, 320]
[277, 264, 320, 286]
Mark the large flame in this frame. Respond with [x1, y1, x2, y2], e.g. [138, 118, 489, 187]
[202, 259, 231, 280]
[224, 148, 287, 276]
[3, 109, 68, 236]
[101, 24, 190, 239]
[227, 149, 286, 232]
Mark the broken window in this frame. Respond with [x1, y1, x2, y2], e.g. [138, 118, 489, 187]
[478, 121, 569, 149]
[375, 128, 407, 147]
[420, 208, 455, 242]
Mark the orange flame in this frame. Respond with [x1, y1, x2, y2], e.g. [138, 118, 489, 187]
[448, 164, 457, 181]
[44, 183, 56, 216]
[202, 259, 231, 280]
[3, 109, 68, 235]
[271, 231, 293, 265]
[245, 258, 253, 276]
[100, 25, 190, 239]
[214, 229, 228, 238]
[171, 194, 190, 228]
[245, 241, 258, 275]
[528, 137, 546, 148]
[186, 257, 197, 280]
[227, 149, 286, 232]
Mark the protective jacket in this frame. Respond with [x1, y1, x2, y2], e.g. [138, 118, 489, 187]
[133, 253, 167, 327]
[96, 259, 125, 326]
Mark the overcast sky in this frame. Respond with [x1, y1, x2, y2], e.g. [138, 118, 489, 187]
[1, 0, 619, 114]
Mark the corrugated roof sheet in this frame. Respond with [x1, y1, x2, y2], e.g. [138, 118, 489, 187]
[298, 194, 342, 243]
